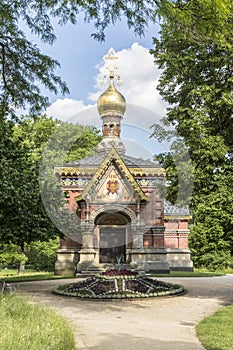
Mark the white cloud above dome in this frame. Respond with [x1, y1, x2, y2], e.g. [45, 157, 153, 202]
[46, 43, 166, 125]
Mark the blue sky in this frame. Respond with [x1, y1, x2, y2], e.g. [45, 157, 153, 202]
[30, 18, 169, 158]
[39, 18, 160, 102]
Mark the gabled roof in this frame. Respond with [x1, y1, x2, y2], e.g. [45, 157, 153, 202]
[76, 147, 149, 202]
[54, 150, 165, 177]
[64, 151, 160, 168]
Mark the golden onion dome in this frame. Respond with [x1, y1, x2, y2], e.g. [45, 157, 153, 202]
[97, 76, 126, 117]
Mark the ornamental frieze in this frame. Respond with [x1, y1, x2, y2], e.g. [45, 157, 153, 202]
[54, 167, 96, 176]
[129, 168, 165, 177]
[136, 178, 163, 187]
[61, 177, 91, 187]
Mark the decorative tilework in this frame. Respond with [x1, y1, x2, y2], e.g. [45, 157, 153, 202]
[136, 178, 163, 187]
[61, 178, 91, 187]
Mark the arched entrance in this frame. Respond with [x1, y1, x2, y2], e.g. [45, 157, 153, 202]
[95, 212, 131, 264]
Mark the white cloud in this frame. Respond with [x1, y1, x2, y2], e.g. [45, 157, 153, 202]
[118, 43, 162, 111]
[89, 43, 166, 114]
[46, 98, 92, 122]
[46, 43, 166, 132]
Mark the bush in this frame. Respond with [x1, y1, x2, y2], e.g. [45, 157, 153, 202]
[192, 249, 233, 271]
[26, 238, 59, 271]
[189, 222, 233, 270]
[0, 244, 27, 269]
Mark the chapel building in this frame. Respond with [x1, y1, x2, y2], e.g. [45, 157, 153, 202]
[54, 49, 193, 275]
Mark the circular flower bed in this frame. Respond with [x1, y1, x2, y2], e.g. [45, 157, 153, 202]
[54, 269, 185, 299]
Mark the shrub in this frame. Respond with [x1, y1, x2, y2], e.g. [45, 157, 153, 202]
[0, 244, 27, 269]
[199, 250, 233, 271]
[26, 238, 59, 271]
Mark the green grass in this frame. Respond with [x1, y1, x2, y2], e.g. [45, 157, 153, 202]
[198, 267, 233, 274]
[0, 267, 228, 283]
[0, 294, 75, 350]
[196, 304, 233, 350]
[4, 273, 74, 283]
[151, 269, 225, 278]
[0, 269, 74, 282]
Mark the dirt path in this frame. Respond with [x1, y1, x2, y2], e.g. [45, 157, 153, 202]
[16, 275, 233, 350]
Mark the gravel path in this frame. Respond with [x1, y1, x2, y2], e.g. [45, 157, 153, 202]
[16, 275, 233, 350]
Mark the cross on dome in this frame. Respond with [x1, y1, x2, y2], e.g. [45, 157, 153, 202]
[97, 48, 126, 154]
[102, 48, 122, 86]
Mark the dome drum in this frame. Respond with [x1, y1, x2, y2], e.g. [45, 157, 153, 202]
[103, 122, 121, 137]
[101, 112, 122, 124]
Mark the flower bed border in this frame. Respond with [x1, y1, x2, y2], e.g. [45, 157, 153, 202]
[53, 274, 185, 300]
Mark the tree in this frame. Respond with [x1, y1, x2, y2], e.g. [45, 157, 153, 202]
[0, 116, 101, 272]
[0, 0, 157, 118]
[1, 0, 232, 118]
[150, 0, 233, 268]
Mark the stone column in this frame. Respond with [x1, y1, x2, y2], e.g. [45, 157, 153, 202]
[76, 224, 98, 273]
[132, 226, 144, 249]
[136, 198, 141, 225]
[81, 228, 94, 251]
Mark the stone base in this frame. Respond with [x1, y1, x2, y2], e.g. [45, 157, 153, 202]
[166, 248, 193, 271]
[76, 248, 99, 273]
[54, 249, 79, 276]
[130, 260, 170, 274]
[54, 247, 193, 275]
[129, 248, 193, 273]
[170, 266, 193, 272]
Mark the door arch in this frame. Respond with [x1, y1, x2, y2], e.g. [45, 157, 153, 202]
[95, 212, 131, 264]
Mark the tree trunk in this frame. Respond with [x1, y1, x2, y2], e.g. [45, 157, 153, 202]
[18, 245, 26, 275]
[18, 253, 26, 274]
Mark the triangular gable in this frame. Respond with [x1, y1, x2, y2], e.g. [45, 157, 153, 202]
[77, 147, 148, 202]
[94, 165, 134, 202]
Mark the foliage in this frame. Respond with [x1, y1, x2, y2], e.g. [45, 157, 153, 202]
[0, 294, 75, 350]
[0, 3, 68, 118]
[35, 117, 102, 164]
[189, 168, 233, 269]
[157, 0, 233, 47]
[0, 244, 28, 268]
[1, 1, 232, 118]
[150, 0, 233, 268]
[101, 269, 138, 276]
[196, 303, 233, 350]
[0, 0, 156, 118]
[26, 238, 60, 272]
[0, 116, 101, 252]
[1, 272, 73, 282]
[0, 119, 61, 252]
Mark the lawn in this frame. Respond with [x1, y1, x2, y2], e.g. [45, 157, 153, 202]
[151, 269, 225, 278]
[0, 268, 73, 282]
[0, 267, 227, 282]
[196, 304, 233, 350]
[0, 294, 75, 350]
